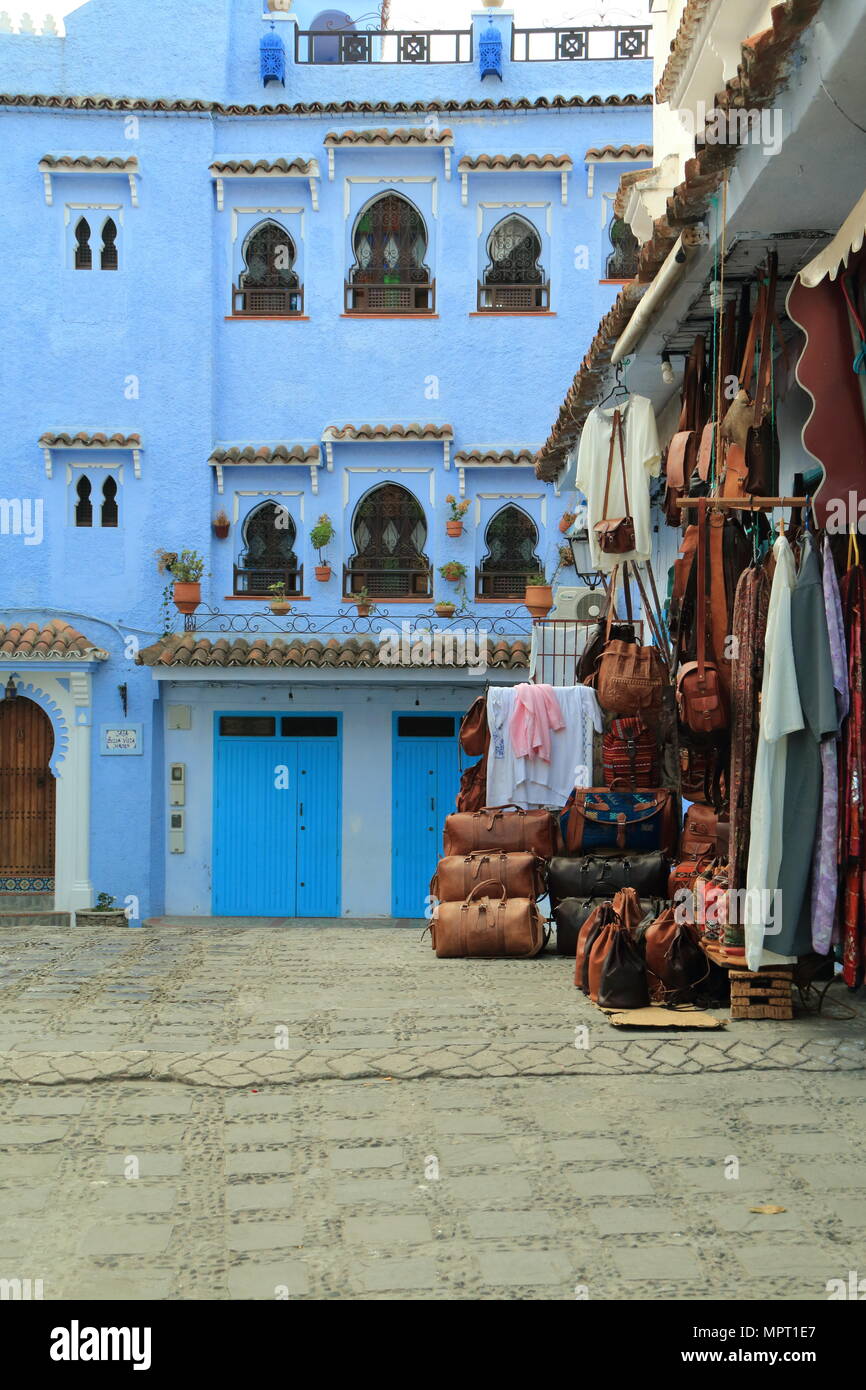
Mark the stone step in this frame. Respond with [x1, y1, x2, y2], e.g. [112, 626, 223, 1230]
[0, 911, 72, 927]
[0, 893, 55, 911]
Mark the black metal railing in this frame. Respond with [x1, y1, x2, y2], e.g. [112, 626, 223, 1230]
[512, 25, 651, 61]
[177, 604, 532, 637]
[232, 285, 304, 317]
[233, 565, 304, 597]
[344, 280, 436, 314]
[477, 281, 550, 312]
[295, 28, 472, 65]
[344, 565, 433, 600]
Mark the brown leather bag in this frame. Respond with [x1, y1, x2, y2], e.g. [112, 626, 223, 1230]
[442, 805, 558, 859]
[431, 880, 545, 959]
[593, 409, 636, 555]
[680, 803, 718, 859]
[676, 501, 728, 734]
[644, 907, 709, 1003]
[664, 337, 706, 525]
[574, 901, 614, 991]
[587, 887, 643, 1001]
[592, 636, 667, 720]
[432, 852, 544, 903]
[456, 754, 487, 813]
[459, 697, 488, 757]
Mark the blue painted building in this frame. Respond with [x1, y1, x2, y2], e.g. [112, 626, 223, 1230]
[0, 0, 652, 921]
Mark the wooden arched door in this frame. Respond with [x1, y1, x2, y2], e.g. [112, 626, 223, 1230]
[0, 697, 56, 886]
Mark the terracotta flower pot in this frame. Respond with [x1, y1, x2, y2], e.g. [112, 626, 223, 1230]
[559, 514, 575, 534]
[435, 604, 456, 618]
[441, 568, 463, 584]
[75, 909, 129, 930]
[355, 603, 372, 617]
[315, 565, 332, 582]
[446, 520, 463, 538]
[213, 522, 230, 539]
[172, 581, 201, 614]
[269, 599, 292, 616]
[524, 584, 553, 619]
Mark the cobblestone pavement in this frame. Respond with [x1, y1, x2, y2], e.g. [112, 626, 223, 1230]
[0, 922, 864, 1300]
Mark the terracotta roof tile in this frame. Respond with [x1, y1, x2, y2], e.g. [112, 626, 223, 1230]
[0, 619, 108, 662]
[457, 153, 573, 172]
[39, 431, 141, 449]
[323, 423, 454, 442]
[39, 154, 139, 171]
[454, 449, 537, 466]
[208, 444, 320, 466]
[655, 0, 716, 105]
[584, 144, 653, 160]
[2, 94, 652, 117]
[136, 635, 529, 671]
[324, 128, 454, 146]
[208, 157, 319, 176]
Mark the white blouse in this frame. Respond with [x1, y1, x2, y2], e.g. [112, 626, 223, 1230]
[575, 395, 661, 572]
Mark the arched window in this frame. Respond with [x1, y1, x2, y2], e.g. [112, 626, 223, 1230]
[235, 221, 302, 316]
[347, 193, 434, 313]
[74, 218, 92, 270]
[74, 475, 93, 527]
[101, 476, 118, 527]
[310, 9, 357, 63]
[347, 483, 431, 598]
[100, 218, 118, 271]
[605, 215, 640, 279]
[477, 505, 542, 599]
[479, 215, 548, 311]
[234, 501, 302, 596]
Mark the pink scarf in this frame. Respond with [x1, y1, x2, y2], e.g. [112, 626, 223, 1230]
[510, 684, 564, 763]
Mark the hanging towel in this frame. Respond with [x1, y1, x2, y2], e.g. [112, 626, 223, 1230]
[510, 684, 565, 764]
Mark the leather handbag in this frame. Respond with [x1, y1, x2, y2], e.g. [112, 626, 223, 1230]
[456, 753, 488, 813]
[575, 901, 614, 991]
[680, 803, 719, 859]
[561, 785, 677, 856]
[602, 716, 659, 790]
[667, 856, 716, 900]
[557, 894, 665, 956]
[548, 852, 670, 902]
[587, 887, 644, 1001]
[598, 919, 651, 1010]
[459, 696, 488, 757]
[744, 252, 780, 497]
[442, 805, 558, 859]
[591, 634, 667, 721]
[676, 502, 728, 734]
[644, 907, 709, 1004]
[593, 409, 636, 555]
[663, 337, 706, 526]
[577, 619, 636, 684]
[430, 880, 545, 959]
[432, 852, 544, 904]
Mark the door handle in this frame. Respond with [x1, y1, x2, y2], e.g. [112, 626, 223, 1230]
[299, 803, 304, 816]
[430, 797, 435, 812]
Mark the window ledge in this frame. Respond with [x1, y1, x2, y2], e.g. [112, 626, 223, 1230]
[342, 596, 432, 604]
[340, 313, 439, 320]
[224, 316, 311, 322]
[474, 597, 531, 605]
[225, 594, 311, 602]
[470, 311, 556, 318]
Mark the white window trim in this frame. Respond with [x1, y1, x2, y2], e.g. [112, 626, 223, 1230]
[66, 465, 122, 527]
[477, 200, 553, 237]
[475, 491, 547, 527]
[43, 444, 141, 480]
[232, 490, 305, 525]
[342, 466, 435, 510]
[213, 168, 320, 213]
[344, 175, 438, 221]
[231, 206, 306, 244]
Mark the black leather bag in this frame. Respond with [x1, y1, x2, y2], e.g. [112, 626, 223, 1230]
[555, 895, 665, 956]
[598, 924, 651, 1010]
[548, 853, 669, 905]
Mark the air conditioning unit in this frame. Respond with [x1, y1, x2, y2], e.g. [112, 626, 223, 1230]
[550, 586, 605, 622]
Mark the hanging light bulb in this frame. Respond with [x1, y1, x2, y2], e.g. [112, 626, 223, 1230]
[661, 351, 675, 386]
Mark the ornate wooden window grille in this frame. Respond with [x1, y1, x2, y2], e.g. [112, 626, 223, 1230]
[346, 483, 431, 598]
[347, 194, 434, 313]
[478, 214, 549, 311]
[477, 505, 541, 599]
[605, 215, 640, 279]
[74, 217, 92, 270]
[234, 501, 303, 596]
[235, 220, 303, 317]
[101, 476, 118, 527]
[100, 217, 118, 271]
[74, 475, 93, 527]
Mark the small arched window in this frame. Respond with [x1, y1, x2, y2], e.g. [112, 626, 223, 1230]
[74, 475, 93, 527]
[101, 476, 119, 527]
[74, 218, 92, 270]
[605, 216, 640, 279]
[235, 221, 302, 316]
[477, 505, 542, 599]
[348, 483, 431, 598]
[310, 9, 357, 63]
[100, 218, 118, 271]
[235, 501, 301, 596]
[479, 215, 548, 311]
[347, 193, 433, 313]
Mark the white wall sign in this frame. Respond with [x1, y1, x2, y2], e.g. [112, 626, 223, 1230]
[100, 724, 143, 755]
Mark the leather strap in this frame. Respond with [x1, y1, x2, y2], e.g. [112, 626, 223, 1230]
[600, 409, 630, 522]
[708, 510, 730, 695]
[696, 499, 708, 679]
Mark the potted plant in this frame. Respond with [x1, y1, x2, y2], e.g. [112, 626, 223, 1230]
[310, 513, 335, 582]
[156, 548, 205, 614]
[268, 581, 292, 616]
[434, 598, 456, 618]
[75, 893, 129, 930]
[524, 571, 554, 619]
[445, 494, 471, 538]
[352, 588, 377, 618]
[213, 509, 230, 540]
[438, 560, 467, 585]
[559, 510, 576, 535]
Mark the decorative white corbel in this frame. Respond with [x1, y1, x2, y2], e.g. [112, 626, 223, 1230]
[561, 170, 569, 206]
[457, 465, 466, 499]
[443, 439, 451, 470]
[43, 448, 53, 479]
[215, 177, 225, 212]
[309, 462, 319, 496]
[324, 439, 334, 470]
[444, 148, 452, 182]
[586, 163, 595, 199]
[461, 172, 468, 207]
[42, 169, 53, 206]
[128, 171, 139, 208]
[132, 448, 142, 480]
[327, 148, 335, 181]
[214, 463, 224, 495]
[309, 175, 319, 212]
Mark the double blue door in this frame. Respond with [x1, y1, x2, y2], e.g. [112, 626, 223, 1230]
[212, 713, 341, 917]
[391, 713, 466, 919]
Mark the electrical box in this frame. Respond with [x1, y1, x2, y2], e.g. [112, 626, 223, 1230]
[169, 763, 186, 806]
[169, 810, 185, 854]
[167, 704, 192, 731]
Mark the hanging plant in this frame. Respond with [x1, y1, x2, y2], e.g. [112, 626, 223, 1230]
[213, 509, 230, 540]
[438, 560, 467, 584]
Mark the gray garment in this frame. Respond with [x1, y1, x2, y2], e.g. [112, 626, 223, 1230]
[775, 534, 839, 956]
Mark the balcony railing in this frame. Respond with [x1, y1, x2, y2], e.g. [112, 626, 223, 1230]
[295, 28, 472, 65]
[344, 281, 436, 315]
[476, 569, 538, 601]
[233, 565, 304, 597]
[512, 25, 651, 61]
[344, 565, 433, 600]
[477, 282, 550, 313]
[232, 285, 304, 318]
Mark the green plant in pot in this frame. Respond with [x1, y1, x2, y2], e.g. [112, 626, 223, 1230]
[310, 514, 335, 582]
[268, 581, 292, 616]
[156, 548, 206, 615]
[76, 892, 129, 930]
[438, 560, 467, 585]
[434, 596, 456, 618]
[524, 570, 554, 619]
[213, 509, 230, 539]
[352, 587, 377, 617]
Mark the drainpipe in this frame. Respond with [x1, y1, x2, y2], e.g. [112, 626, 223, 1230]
[611, 230, 702, 364]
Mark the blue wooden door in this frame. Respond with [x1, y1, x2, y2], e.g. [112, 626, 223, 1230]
[391, 713, 463, 919]
[212, 713, 341, 917]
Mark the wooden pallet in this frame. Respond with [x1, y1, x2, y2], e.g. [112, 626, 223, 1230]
[701, 941, 794, 1020]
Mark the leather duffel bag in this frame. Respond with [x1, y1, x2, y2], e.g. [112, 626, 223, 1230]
[430, 880, 545, 959]
[557, 894, 665, 956]
[443, 804, 558, 859]
[548, 852, 669, 903]
[432, 852, 544, 904]
[561, 786, 677, 856]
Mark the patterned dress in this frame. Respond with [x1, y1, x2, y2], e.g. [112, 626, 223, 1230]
[839, 563, 866, 987]
[728, 564, 771, 893]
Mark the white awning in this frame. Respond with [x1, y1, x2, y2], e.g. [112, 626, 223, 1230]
[797, 188, 866, 288]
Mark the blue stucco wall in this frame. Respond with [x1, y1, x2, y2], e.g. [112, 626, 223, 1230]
[0, 0, 651, 917]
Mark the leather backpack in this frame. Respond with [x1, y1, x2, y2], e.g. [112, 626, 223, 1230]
[644, 907, 709, 1004]
[663, 336, 706, 526]
[587, 887, 644, 1002]
[680, 803, 719, 859]
[459, 697, 488, 757]
[575, 902, 614, 992]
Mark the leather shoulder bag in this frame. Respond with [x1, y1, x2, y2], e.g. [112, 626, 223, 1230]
[593, 409, 636, 556]
[676, 501, 728, 734]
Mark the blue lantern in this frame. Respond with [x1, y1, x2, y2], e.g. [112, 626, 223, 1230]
[479, 19, 503, 81]
[260, 25, 286, 88]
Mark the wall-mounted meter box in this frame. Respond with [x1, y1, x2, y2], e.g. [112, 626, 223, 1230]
[169, 809, 185, 854]
[169, 763, 186, 806]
